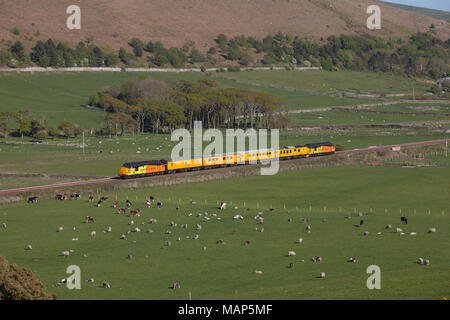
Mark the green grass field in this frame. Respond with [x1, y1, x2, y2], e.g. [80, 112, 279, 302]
[0, 163, 449, 299]
[214, 70, 432, 95]
[0, 70, 409, 129]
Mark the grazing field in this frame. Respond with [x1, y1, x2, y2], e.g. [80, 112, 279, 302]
[210, 70, 432, 95]
[0, 164, 449, 299]
[0, 70, 410, 128]
[290, 109, 450, 126]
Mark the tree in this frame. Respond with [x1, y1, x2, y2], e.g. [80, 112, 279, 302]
[58, 121, 82, 137]
[160, 101, 186, 131]
[16, 118, 32, 138]
[0, 255, 57, 300]
[10, 41, 26, 62]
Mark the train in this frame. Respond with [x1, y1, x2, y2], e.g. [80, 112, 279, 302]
[118, 142, 335, 179]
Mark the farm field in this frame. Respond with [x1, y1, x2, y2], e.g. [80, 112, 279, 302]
[290, 109, 450, 126]
[0, 70, 413, 128]
[212, 70, 432, 95]
[0, 163, 449, 299]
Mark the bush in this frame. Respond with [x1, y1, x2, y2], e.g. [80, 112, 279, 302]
[227, 66, 240, 72]
[34, 130, 49, 140]
[0, 255, 57, 300]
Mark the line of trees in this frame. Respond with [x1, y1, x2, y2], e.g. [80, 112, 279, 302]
[89, 78, 288, 135]
[0, 110, 82, 139]
[1, 32, 448, 79]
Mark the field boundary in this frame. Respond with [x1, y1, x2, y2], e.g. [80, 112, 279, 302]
[0, 66, 321, 73]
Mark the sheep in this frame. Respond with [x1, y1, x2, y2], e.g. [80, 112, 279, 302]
[133, 227, 141, 233]
[190, 200, 196, 205]
[216, 239, 224, 244]
[86, 278, 95, 283]
[320, 272, 326, 278]
[363, 231, 369, 236]
[418, 258, 424, 265]
[428, 228, 437, 233]
[172, 282, 181, 289]
[424, 259, 430, 265]
[288, 251, 296, 257]
[410, 232, 417, 236]
[107, 226, 112, 233]
[396, 228, 403, 233]
[220, 202, 227, 210]
[61, 251, 70, 256]
[26, 244, 33, 250]
[306, 225, 311, 231]
[244, 240, 251, 246]
[120, 235, 127, 240]
[149, 218, 157, 224]
[297, 238, 303, 244]
[57, 226, 63, 232]
[88, 195, 94, 202]
[254, 270, 263, 275]
[90, 231, 96, 237]
[358, 212, 363, 217]
[385, 224, 392, 229]
[166, 241, 172, 247]
[259, 227, 265, 233]
[129, 220, 134, 226]
[127, 254, 133, 259]
[233, 215, 244, 220]
[194, 234, 199, 240]
[348, 257, 359, 263]
[288, 218, 293, 222]
[126, 200, 132, 208]
[202, 246, 207, 251]
[289, 262, 294, 268]
[400, 216, 408, 224]
[103, 282, 111, 288]
[1, 223, 6, 228]
[146, 200, 151, 208]
[147, 229, 153, 233]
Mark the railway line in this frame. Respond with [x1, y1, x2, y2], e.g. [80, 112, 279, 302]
[0, 138, 447, 196]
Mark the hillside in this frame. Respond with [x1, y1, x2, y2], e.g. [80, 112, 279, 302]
[381, 1, 450, 22]
[0, 0, 449, 51]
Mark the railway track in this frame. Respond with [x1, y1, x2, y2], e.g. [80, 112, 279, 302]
[0, 138, 447, 196]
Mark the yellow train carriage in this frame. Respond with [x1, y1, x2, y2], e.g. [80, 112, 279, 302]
[243, 149, 274, 163]
[202, 153, 237, 168]
[167, 157, 202, 172]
